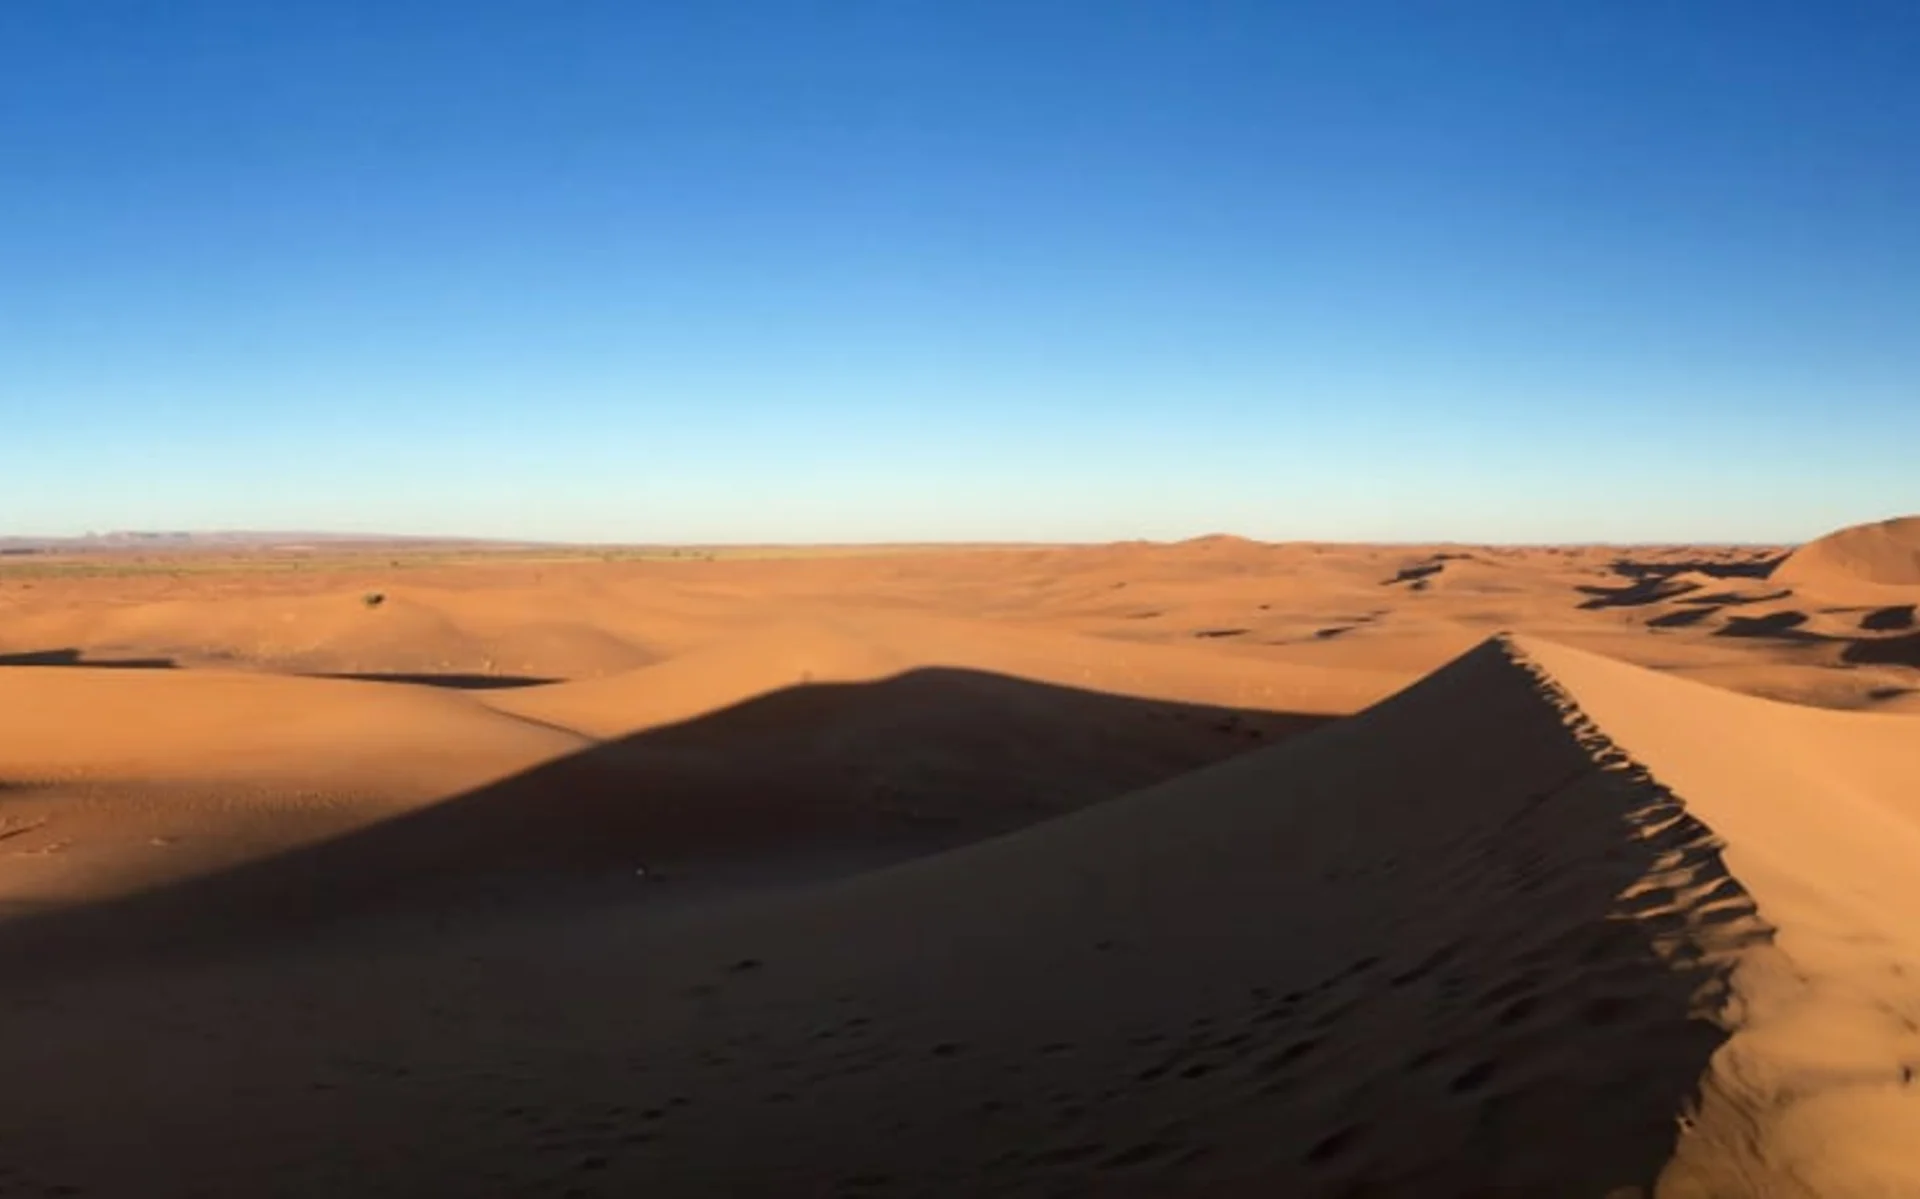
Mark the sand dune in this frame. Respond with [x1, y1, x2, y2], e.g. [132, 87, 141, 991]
[0, 667, 1320, 965]
[10, 532, 1901, 711]
[0, 603, 1374, 911]
[485, 610, 1399, 740]
[0, 579, 663, 678]
[1, 633, 1915, 1194]
[0, 665, 582, 787]
[1775, 515, 1920, 590]
[1, 530, 1917, 1195]
[0, 665, 590, 908]
[1521, 637, 1920, 1195]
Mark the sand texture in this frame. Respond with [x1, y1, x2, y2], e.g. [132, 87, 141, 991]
[0, 525, 1917, 1195]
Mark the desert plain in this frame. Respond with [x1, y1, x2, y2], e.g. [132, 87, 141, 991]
[1, 517, 1919, 1196]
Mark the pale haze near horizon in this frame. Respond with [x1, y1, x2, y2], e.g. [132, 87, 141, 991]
[3, 3, 1915, 545]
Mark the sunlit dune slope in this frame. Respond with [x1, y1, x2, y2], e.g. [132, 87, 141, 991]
[0, 665, 586, 790]
[1773, 515, 1920, 592]
[1520, 636, 1920, 1196]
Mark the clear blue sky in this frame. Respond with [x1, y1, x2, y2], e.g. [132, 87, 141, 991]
[4, 2, 1915, 543]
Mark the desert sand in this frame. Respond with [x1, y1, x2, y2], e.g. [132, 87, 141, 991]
[1, 519, 1918, 1195]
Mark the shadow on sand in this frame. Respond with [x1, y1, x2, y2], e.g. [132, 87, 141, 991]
[0, 648, 177, 669]
[1861, 605, 1916, 633]
[1578, 563, 1919, 678]
[0, 645, 1775, 1195]
[1843, 632, 1920, 668]
[306, 671, 561, 690]
[0, 652, 557, 691]
[0, 667, 1327, 976]
[1609, 554, 1786, 581]
[1576, 553, 1788, 610]
[1716, 611, 1818, 640]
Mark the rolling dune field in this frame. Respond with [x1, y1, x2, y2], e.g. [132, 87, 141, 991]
[1, 520, 1917, 1195]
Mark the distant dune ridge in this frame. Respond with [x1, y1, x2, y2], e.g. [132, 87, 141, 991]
[1774, 515, 1920, 588]
[0, 523, 1916, 1194]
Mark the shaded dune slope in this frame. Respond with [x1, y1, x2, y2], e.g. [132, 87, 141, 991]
[0, 609, 1390, 924]
[0, 669, 1316, 967]
[574, 637, 1763, 1196]
[11, 639, 1909, 1194]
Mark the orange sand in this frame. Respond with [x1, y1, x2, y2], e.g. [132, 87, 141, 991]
[0, 523, 1915, 1194]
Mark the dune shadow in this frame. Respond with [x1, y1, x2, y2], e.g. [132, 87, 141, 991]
[1647, 605, 1721, 629]
[1861, 605, 1916, 633]
[1579, 554, 1788, 611]
[1842, 632, 1920, 668]
[1384, 560, 1445, 586]
[1715, 611, 1817, 640]
[0, 667, 1328, 977]
[0, 648, 177, 669]
[1685, 589, 1789, 607]
[1605, 594, 1919, 666]
[307, 671, 561, 690]
[1578, 577, 1698, 609]
[1609, 555, 1785, 581]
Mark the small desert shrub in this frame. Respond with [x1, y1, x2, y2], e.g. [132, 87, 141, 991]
[362, 591, 386, 608]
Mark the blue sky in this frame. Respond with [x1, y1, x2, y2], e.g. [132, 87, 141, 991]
[3, 1, 1915, 543]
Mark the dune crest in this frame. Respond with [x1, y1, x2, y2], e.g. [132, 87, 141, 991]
[587, 635, 1914, 1195]
[1519, 636, 1920, 1196]
[1774, 515, 1920, 591]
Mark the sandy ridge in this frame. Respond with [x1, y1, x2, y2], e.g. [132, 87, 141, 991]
[1519, 635, 1920, 1197]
